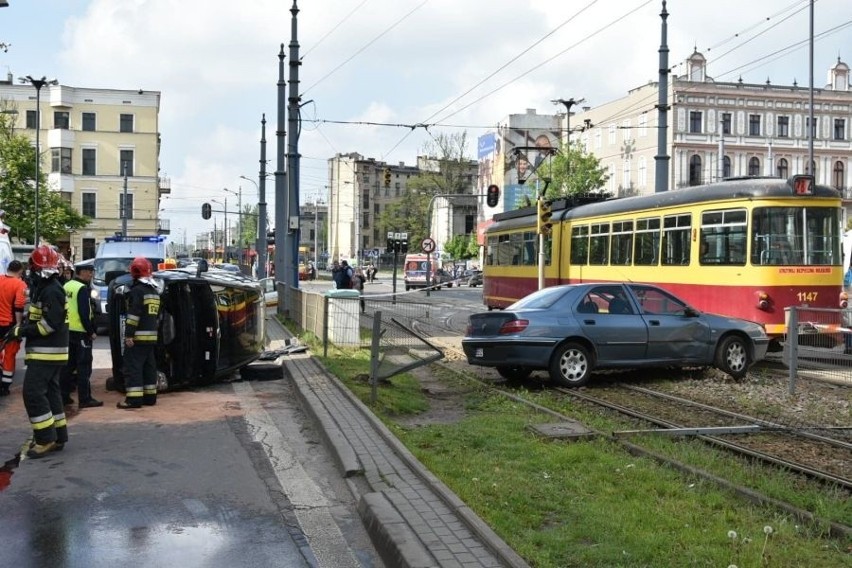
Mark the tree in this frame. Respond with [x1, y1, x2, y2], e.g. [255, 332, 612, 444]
[377, 131, 475, 250]
[0, 110, 88, 243]
[443, 235, 478, 261]
[536, 141, 609, 199]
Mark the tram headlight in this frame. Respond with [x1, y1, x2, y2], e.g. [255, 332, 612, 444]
[756, 291, 770, 311]
[840, 291, 849, 309]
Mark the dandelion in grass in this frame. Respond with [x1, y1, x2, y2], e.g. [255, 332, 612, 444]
[761, 525, 774, 559]
[542, 471, 550, 479]
[728, 530, 737, 540]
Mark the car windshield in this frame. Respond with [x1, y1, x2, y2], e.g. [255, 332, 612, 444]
[508, 286, 570, 310]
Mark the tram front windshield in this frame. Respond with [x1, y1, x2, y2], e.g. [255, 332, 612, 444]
[751, 207, 841, 266]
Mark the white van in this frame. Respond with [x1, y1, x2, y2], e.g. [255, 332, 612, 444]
[93, 235, 167, 327]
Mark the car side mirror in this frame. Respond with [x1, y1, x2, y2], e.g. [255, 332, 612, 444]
[196, 259, 209, 278]
[684, 306, 700, 317]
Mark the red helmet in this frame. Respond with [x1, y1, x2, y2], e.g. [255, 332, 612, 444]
[129, 257, 153, 279]
[29, 245, 60, 273]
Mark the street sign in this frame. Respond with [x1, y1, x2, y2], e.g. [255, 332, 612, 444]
[421, 237, 436, 253]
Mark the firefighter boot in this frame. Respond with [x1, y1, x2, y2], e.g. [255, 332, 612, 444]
[26, 441, 59, 459]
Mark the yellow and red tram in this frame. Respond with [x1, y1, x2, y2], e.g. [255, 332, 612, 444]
[483, 176, 845, 341]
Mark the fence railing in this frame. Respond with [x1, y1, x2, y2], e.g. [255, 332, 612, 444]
[782, 306, 852, 393]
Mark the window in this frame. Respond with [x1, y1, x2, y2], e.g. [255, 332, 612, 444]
[638, 157, 647, 187]
[82, 238, 96, 260]
[689, 111, 702, 133]
[638, 114, 647, 137]
[608, 124, 616, 144]
[488, 232, 546, 267]
[805, 159, 817, 178]
[570, 225, 589, 265]
[622, 119, 631, 140]
[806, 116, 818, 138]
[834, 118, 846, 141]
[51, 147, 72, 174]
[633, 217, 660, 266]
[700, 209, 747, 265]
[82, 148, 96, 175]
[595, 130, 602, 149]
[589, 223, 610, 265]
[54, 111, 69, 130]
[721, 113, 732, 135]
[82, 112, 96, 132]
[748, 114, 761, 136]
[120, 113, 134, 133]
[662, 214, 691, 265]
[623, 159, 631, 187]
[723, 156, 732, 178]
[119, 193, 134, 220]
[689, 154, 702, 186]
[26, 110, 37, 129]
[628, 284, 688, 316]
[833, 161, 845, 190]
[751, 206, 841, 266]
[120, 149, 134, 176]
[610, 221, 633, 265]
[748, 157, 760, 176]
[82, 192, 96, 218]
[776, 157, 788, 179]
[777, 116, 789, 138]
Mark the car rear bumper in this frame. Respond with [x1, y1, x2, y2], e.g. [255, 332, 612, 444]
[461, 339, 556, 368]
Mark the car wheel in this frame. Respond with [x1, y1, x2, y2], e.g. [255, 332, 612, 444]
[549, 342, 593, 387]
[714, 335, 751, 379]
[496, 366, 531, 382]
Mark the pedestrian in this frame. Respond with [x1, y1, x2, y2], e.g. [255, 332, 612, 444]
[333, 260, 352, 290]
[60, 260, 102, 408]
[844, 261, 852, 355]
[0, 260, 28, 396]
[117, 257, 161, 410]
[5, 246, 69, 458]
[352, 266, 366, 313]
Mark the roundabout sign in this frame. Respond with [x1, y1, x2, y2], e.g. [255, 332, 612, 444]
[421, 237, 436, 253]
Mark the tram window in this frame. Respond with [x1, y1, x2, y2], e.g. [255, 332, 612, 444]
[589, 223, 610, 265]
[662, 214, 691, 265]
[485, 236, 497, 266]
[751, 207, 840, 266]
[611, 220, 633, 266]
[700, 209, 747, 265]
[570, 225, 589, 265]
[634, 217, 660, 266]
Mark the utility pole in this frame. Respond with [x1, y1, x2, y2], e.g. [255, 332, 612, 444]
[654, 0, 671, 193]
[257, 115, 268, 279]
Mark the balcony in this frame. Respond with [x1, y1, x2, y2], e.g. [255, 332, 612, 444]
[159, 176, 171, 195]
[157, 218, 171, 235]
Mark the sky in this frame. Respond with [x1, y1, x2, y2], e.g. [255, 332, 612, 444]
[2, 0, 851, 246]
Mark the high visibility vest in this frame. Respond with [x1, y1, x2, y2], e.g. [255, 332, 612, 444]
[64, 278, 91, 333]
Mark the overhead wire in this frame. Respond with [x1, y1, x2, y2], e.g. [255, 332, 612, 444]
[301, 0, 370, 59]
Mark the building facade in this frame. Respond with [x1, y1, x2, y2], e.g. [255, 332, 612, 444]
[0, 75, 167, 260]
[573, 53, 852, 225]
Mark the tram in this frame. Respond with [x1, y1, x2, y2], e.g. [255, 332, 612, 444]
[483, 175, 845, 343]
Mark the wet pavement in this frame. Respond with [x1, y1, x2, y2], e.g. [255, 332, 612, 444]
[0, 334, 379, 567]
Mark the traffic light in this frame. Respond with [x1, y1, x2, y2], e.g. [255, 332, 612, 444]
[486, 184, 500, 208]
[201, 203, 212, 220]
[537, 198, 552, 236]
[266, 230, 275, 245]
[383, 168, 391, 188]
[400, 238, 408, 253]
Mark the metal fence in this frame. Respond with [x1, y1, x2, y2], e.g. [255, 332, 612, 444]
[782, 306, 852, 393]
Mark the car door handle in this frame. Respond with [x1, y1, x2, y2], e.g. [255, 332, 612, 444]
[648, 320, 661, 326]
[583, 320, 596, 325]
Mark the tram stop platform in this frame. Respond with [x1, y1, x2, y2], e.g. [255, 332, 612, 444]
[264, 315, 528, 568]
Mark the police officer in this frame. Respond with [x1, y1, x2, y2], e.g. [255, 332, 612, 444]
[60, 260, 102, 408]
[7, 245, 69, 458]
[117, 257, 161, 409]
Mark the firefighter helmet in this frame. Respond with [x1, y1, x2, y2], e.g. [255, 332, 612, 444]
[129, 257, 153, 279]
[29, 245, 60, 274]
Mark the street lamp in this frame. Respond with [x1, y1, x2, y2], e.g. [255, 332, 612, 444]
[223, 187, 241, 265]
[18, 75, 58, 245]
[552, 97, 585, 178]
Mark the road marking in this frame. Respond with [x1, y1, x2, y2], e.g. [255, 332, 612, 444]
[233, 380, 360, 568]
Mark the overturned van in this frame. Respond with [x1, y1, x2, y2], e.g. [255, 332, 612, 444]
[107, 262, 266, 392]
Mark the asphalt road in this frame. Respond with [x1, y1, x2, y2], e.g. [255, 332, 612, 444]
[0, 335, 381, 568]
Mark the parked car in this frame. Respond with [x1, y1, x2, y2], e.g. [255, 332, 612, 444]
[466, 270, 483, 287]
[462, 282, 769, 387]
[260, 276, 278, 307]
[213, 262, 242, 274]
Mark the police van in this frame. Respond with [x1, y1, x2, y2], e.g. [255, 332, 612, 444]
[93, 235, 167, 328]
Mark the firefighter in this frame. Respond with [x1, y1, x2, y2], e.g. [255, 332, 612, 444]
[0, 260, 28, 396]
[60, 260, 102, 408]
[6, 245, 69, 458]
[117, 257, 161, 409]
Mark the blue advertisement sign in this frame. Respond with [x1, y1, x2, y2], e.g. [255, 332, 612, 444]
[478, 133, 496, 159]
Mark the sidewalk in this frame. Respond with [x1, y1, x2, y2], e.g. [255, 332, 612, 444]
[264, 316, 529, 568]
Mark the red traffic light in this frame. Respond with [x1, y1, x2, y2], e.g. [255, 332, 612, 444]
[486, 184, 500, 207]
[201, 203, 212, 220]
